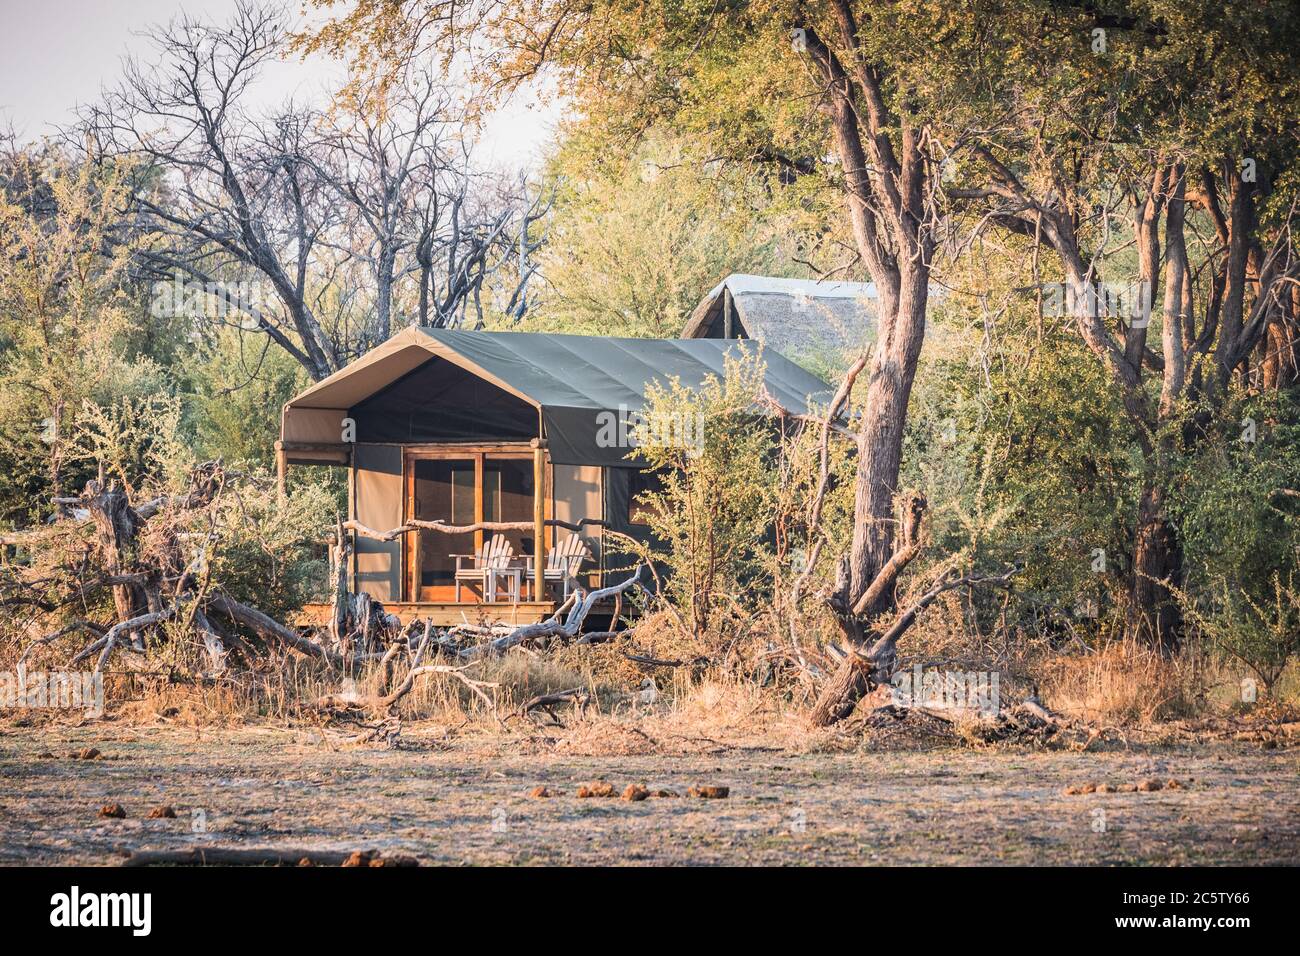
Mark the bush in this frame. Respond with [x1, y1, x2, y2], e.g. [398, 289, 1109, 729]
[1173, 390, 1300, 690]
[629, 347, 855, 650]
[632, 349, 777, 639]
[900, 305, 1138, 646]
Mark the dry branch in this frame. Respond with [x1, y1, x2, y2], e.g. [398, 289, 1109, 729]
[344, 516, 609, 542]
[456, 565, 646, 660]
[851, 493, 927, 616]
[623, 652, 694, 668]
[516, 687, 590, 718]
[69, 606, 179, 674]
[381, 662, 498, 709]
[206, 593, 343, 668]
[317, 660, 498, 711]
[811, 564, 1020, 727]
[18, 620, 106, 668]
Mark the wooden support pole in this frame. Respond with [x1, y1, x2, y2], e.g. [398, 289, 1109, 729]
[532, 438, 546, 601]
[274, 440, 287, 500]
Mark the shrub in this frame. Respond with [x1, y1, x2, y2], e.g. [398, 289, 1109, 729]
[629, 346, 856, 659]
[1174, 390, 1300, 690]
[632, 349, 778, 639]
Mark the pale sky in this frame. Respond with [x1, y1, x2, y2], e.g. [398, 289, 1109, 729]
[0, 0, 561, 171]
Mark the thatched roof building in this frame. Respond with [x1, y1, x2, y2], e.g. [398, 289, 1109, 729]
[682, 274, 877, 361]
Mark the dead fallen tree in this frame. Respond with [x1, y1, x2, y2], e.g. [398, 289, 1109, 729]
[7, 463, 354, 678]
[810, 564, 1021, 727]
[206, 593, 345, 668]
[313, 566, 648, 716]
[455, 564, 647, 660]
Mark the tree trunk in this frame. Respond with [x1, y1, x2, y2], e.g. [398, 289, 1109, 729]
[84, 481, 149, 625]
[1262, 308, 1299, 389]
[848, 359, 910, 619]
[1127, 483, 1182, 654]
[809, 654, 873, 726]
[1216, 168, 1255, 386]
[1127, 175, 1186, 655]
[810, 564, 1019, 726]
[375, 242, 397, 341]
[847, 270, 929, 623]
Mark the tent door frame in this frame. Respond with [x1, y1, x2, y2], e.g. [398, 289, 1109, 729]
[402, 443, 547, 603]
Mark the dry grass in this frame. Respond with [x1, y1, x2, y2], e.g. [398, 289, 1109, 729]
[389, 653, 596, 721]
[1039, 639, 1210, 725]
[9, 602, 1299, 744]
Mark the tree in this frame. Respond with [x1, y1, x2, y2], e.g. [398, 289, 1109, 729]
[86, 0, 549, 381]
[85, 2, 346, 379]
[935, 0, 1300, 651]
[306, 68, 551, 336]
[533, 129, 808, 337]
[0, 141, 164, 521]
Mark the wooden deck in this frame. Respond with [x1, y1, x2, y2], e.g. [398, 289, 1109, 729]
[297, 601, 558, 627]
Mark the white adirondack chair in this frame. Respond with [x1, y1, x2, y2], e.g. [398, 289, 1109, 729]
[527, 534, 591, 600]
[454, 534, 517, 602]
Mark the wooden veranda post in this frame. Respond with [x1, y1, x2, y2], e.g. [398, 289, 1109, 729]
[531, 438, 546, 600]
[274, 440, 287, 500]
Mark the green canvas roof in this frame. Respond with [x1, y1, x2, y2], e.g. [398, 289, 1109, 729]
[282, 326, 835, 467]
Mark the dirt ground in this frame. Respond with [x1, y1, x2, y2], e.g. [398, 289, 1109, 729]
[1, 719, 1298, 866]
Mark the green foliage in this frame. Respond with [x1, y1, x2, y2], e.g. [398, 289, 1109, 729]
[205, 477, 335, 623]
[69, 394, 190, 497]
[630, 346, 855, 642]
[1173, 391, 1300, 686]
[901, 298, 1140, 629]
[105, 372, 336, 621]
[1187, 572, 1300, 694]
[529, 127, 834, 338]
[632, 350, 777, 635]
[0, 150, 201, 526]
[190, 329, 309, 470]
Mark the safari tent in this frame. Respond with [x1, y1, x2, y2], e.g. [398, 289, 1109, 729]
[277, 326, 834, 624]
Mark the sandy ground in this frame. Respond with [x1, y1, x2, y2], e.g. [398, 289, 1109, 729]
[1, 722, 1298, 866]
